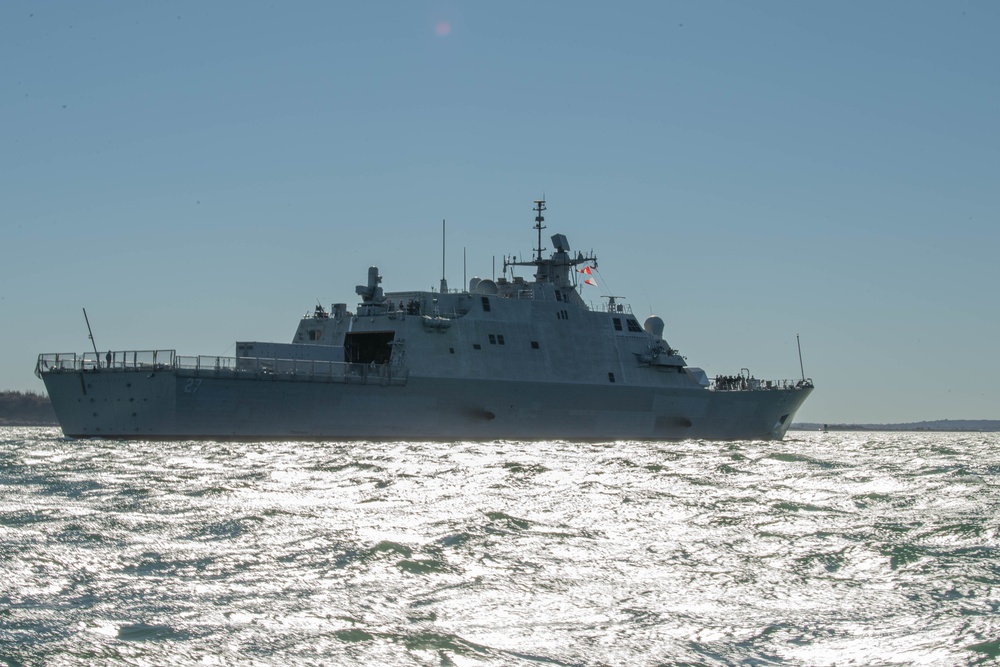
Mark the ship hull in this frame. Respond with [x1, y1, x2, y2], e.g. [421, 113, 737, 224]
[41, 368, 811, 441]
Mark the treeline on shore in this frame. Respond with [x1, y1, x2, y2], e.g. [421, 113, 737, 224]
[0, 391, 58, 426]
[794, 420, 1000, 432]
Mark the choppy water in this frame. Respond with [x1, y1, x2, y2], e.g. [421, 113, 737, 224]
[1, 428, 999, 666]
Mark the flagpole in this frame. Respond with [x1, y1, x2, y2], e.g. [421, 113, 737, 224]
[83, 308, 99, 359]
[797, 334, 805, 382]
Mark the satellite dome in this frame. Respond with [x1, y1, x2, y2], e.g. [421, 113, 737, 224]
[476, 279, 498, 295]
[644, 316, 665, 339]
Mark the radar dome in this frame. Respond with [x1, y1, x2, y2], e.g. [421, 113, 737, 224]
[644, 316, 665, 339]
[476, 279, 499, 295]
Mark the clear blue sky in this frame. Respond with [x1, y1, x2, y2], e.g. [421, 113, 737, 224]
[2, 1, 997, 424]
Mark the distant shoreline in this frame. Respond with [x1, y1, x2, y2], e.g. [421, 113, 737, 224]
[793, 420, 1000, 433]
[0, 391, 58, 427]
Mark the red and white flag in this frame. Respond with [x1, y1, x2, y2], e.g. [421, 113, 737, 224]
[577, 265, 593, 275]
[584, 278, 597, 286]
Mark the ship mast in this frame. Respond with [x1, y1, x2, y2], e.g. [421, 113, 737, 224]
[503, 198, 598, 285]
[533, 199, 546, 264]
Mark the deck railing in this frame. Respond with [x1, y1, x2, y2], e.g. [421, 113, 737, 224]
[35, 350, 407, 386]
[38, 351, 806, 392]
[710, 377, 813, 391]
[36, 350, 176, 374]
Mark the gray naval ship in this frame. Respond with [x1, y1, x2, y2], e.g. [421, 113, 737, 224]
[36, 201, 813, 440]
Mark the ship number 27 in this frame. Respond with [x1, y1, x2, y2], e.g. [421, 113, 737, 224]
[184, 379, 203, 394]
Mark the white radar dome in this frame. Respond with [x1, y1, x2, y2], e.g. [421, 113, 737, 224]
[644, 316, 665, 339]
[476, 279, 498, 295]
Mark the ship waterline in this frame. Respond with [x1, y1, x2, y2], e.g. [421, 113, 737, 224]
[36, 200, 813, 440]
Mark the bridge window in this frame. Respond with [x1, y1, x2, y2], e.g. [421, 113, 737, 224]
[627, 318, 643, 332]
[481, 297, 491, 312]
[613, 318, 622, 331]
[531, 341, 539, 349]
[608, 372, 616, 383]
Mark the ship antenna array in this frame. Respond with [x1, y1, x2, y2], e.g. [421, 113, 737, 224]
[533, 199, 546, 264]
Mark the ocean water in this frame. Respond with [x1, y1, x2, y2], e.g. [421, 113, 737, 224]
[1, 428, 998, 666]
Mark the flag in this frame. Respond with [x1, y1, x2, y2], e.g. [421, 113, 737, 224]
[584, 278, 597, 286]
[577, 265, 593, 275]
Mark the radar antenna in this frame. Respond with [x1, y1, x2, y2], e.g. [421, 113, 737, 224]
[604, 295, 627, 313]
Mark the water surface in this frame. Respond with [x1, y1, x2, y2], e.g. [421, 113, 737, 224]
[2, 428, 998, 665]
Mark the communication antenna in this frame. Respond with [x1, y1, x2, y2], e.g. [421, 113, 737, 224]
[82, 308, 99, 358]
[440, 219, 448, 293]
[797, 334, 806, 382]
[641, 286, 653, 316]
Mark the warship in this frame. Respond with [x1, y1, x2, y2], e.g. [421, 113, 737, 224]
[36, 201, 813, 440]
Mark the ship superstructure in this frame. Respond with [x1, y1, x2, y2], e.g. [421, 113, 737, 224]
[36, 200, 813, 440]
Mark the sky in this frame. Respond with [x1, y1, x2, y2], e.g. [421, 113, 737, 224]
[2, 1, 997, 425]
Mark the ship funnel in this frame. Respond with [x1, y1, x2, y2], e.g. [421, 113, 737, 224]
[644, 316, 665, 339]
